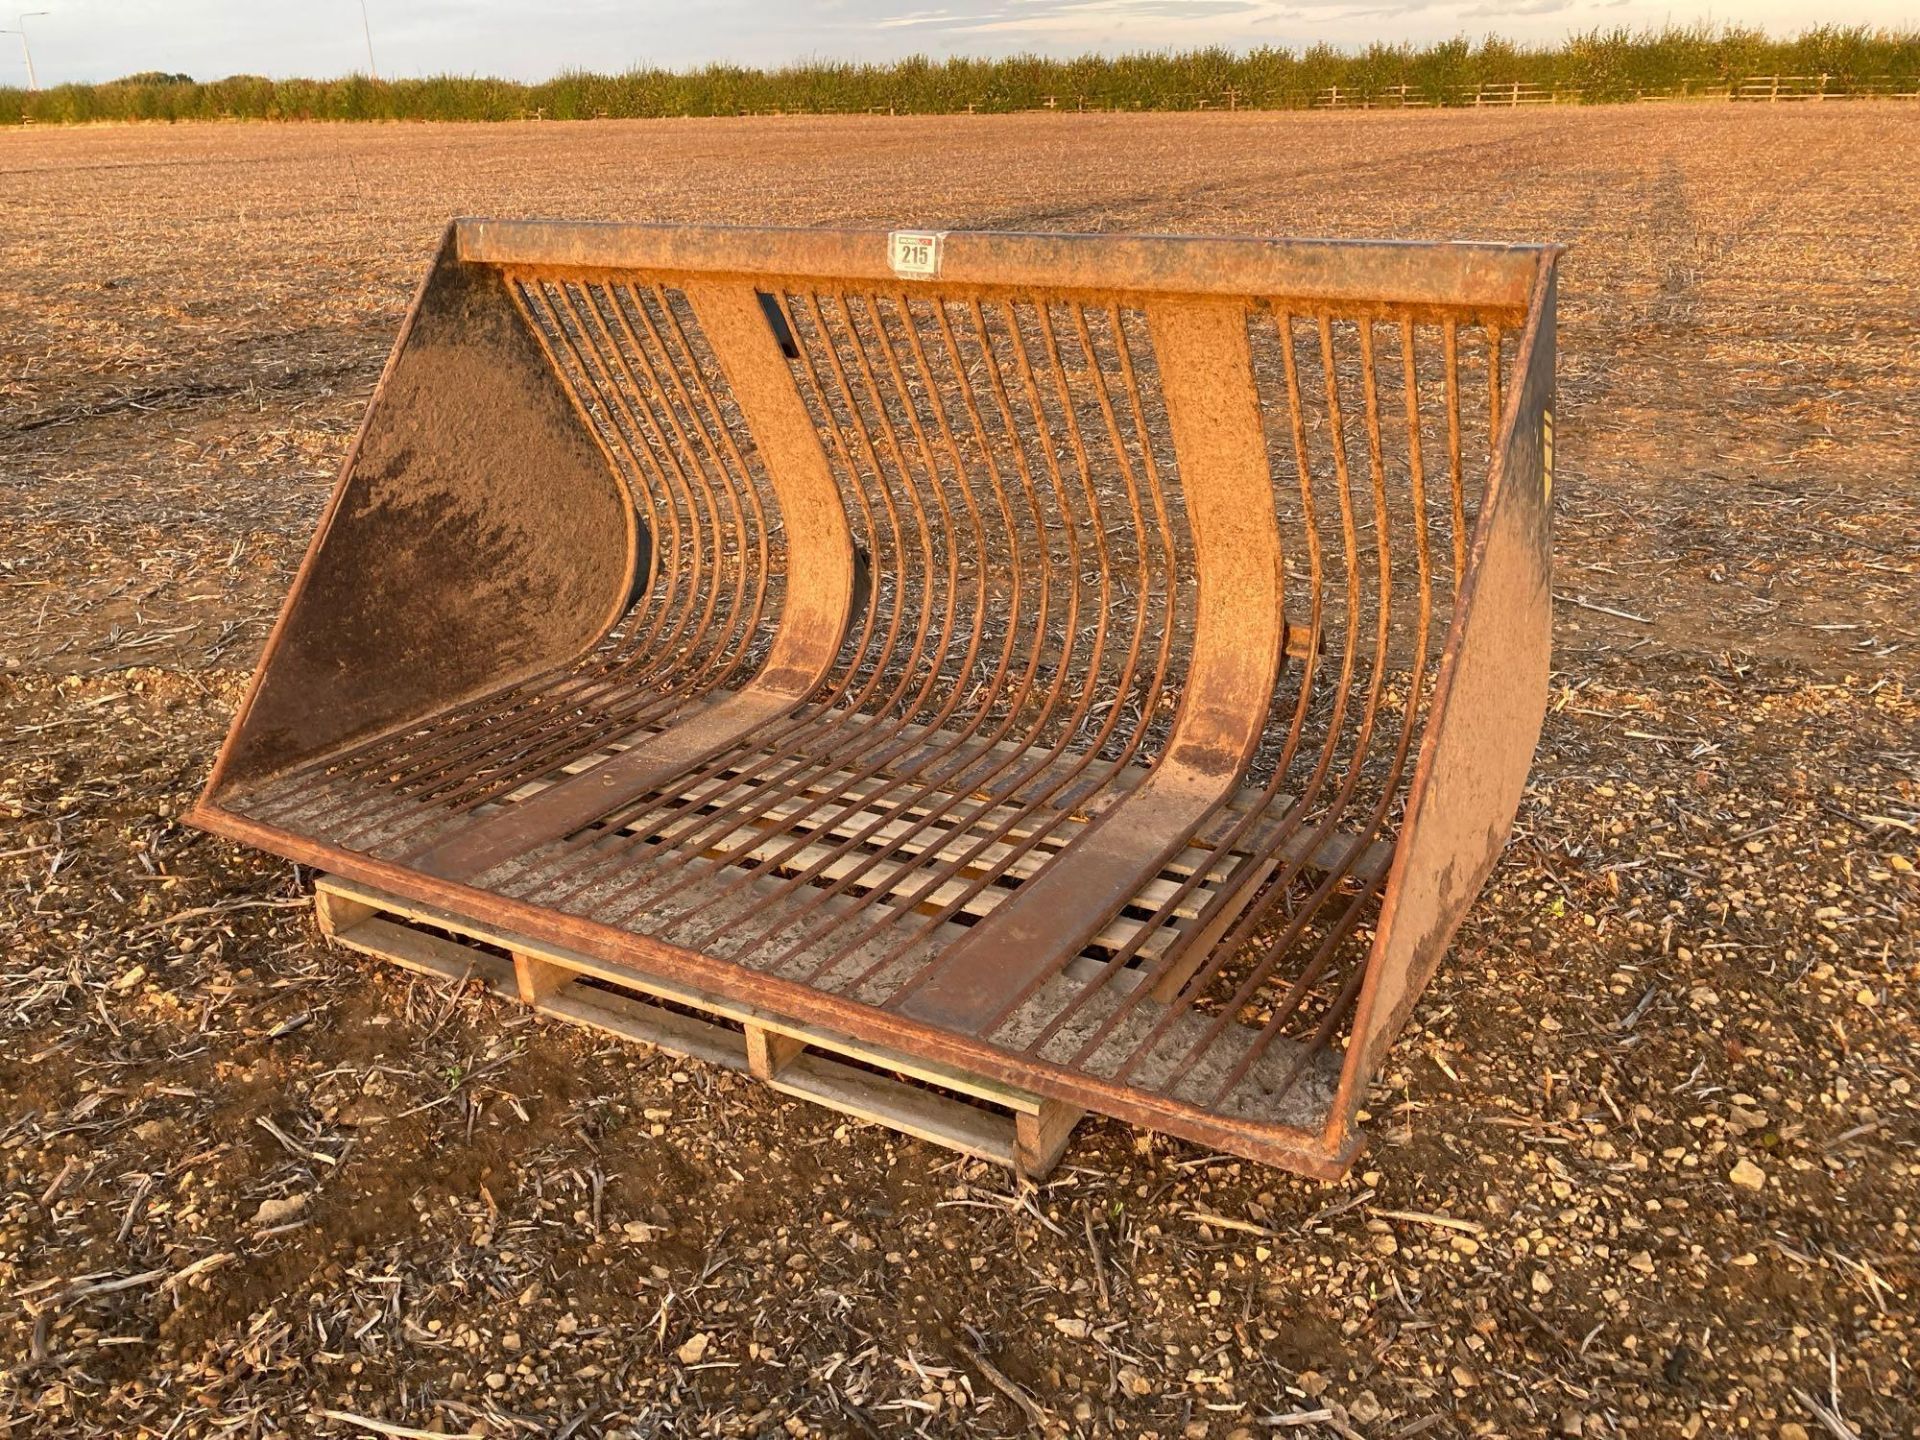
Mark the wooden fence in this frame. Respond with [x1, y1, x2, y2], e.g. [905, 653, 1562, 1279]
[491, 74, 1920, 123]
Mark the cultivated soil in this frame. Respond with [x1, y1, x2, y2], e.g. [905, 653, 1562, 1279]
[1, 106, 1916, 1439]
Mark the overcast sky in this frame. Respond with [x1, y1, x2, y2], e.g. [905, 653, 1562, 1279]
[9, 1, 1917, 88]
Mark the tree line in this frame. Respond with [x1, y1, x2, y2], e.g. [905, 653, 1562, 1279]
[5, 26, 1916, 125]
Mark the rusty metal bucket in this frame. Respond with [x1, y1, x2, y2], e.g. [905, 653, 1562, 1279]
[191, 220, 1559, 1178]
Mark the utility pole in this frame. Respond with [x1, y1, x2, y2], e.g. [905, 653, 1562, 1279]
[6, 10, 46, 90]
[359, 0, 377, 80]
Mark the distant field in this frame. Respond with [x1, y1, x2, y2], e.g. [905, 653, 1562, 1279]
[2, 106, 1916, 1439]
[3, 24, 1918, 124]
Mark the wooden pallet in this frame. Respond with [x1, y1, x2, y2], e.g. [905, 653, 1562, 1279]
[313, 874, 1084, 1179]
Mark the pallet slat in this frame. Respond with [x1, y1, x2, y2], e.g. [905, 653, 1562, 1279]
[315, 874, 1079, 1178]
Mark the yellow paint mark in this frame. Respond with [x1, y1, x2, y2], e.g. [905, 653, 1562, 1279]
[1541, 409, 1555, 506]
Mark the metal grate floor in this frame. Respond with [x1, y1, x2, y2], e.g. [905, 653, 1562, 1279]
[234, 674, 1389, 1135]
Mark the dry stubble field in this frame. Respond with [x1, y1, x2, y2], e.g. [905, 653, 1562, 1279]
[1, 106, 1917, 1439]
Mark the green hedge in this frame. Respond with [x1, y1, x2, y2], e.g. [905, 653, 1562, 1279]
[6, 25, 1917, 125]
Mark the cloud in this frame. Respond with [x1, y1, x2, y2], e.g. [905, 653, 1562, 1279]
[1458, 0, 1572, 15]
[24, 0, 1911, 87]
[863, 0, 1444, 43]
[875, 7, 969, 29]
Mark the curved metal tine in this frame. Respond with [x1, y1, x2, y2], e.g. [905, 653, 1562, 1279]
[648, 291, 1136, 948]
[722, 294, 1146, 968]
[647, 280, 782, 697]
[710, 294, 991, 832]
[547, 285, 955, 920]
[1443, 318, 1466, 587]
[735, 292, 1039, 863]
[719, 291, 1105, 971]
[869, 300, 1239, 1037]
[1204, 315, 1441, 1109]
[1130, 314, 1405, 1088]
[1054, 306, 1343, 1067]
[496, 309, 899, 911]
[863, 299, 1203, 1032]
[710, 297, 1121, 917]
[742, 294, 1060, 965]
[255, 272, 675, 802]
[330, 278, 746, 852]
[785, 300, 1179, 995]
[305, 275, 716, 849]
[247, 272, 694, 825]
[1219, 865, 1388, 1101]
[766, 291, 1160, 986]
[599, 280, 781, 687]
[830, 357, 1180, 995]
[1264, 912, 1379, 1103]
[750, 298, 1171, 922]
[392, 278, 761, 812]
[526, 277, 771, 683]
[1091, 310, 1376, 1082]
[1018, 303, 1328, 1058]
[334, 275, 715, 808]
[1486, 322, 1504, 459]
[510, 287, 923, 914]
[1159, 312, 1474, 1090]
[635, 287, 973, 903]
[770, 293, 1094, 986]
[1198, 318, 1443, 1105]
[512, 284, 910, 883]
[667, 291, 997, 938]
[889, 282, 1305, 1029]
[650, 282, 776, 640]
[401, 279, 784, 815]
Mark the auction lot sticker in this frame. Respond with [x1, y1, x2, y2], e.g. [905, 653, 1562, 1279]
[888, 230, 945, 279]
